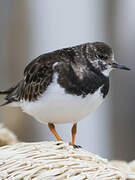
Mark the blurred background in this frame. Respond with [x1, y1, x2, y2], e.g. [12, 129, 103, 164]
[0, 0, 134, 161]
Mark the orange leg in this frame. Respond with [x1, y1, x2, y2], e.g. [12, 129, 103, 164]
[69, 123, 77, 145]
[48, 123, 62, 141]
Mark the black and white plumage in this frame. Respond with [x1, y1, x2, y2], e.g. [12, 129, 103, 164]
[0, 42, 130, 144]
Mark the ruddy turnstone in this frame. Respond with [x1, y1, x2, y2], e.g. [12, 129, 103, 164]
[0, 42, 130, 146]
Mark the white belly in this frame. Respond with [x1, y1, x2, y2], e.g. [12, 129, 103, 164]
[20, 74, 104, 124]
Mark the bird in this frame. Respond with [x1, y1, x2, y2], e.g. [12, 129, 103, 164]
[0, 42, 130, 146]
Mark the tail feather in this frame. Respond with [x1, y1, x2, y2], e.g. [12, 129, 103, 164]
[0, 90, 8, 95]
[0, 87, 17, 107]
[0, 101, 12, 107]
[0, 87, 15, 95]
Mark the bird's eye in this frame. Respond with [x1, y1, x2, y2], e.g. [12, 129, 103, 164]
[98, 54, 108, 60]
[98, 54, 104, 59]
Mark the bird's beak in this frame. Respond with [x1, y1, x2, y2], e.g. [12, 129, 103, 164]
[112, 61, 130, 70]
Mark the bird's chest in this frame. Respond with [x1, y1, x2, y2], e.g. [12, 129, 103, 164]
[56, 63, 109, 98]
[21, 73, 105, 124]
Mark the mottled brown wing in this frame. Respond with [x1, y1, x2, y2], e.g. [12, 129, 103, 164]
[20, 59, 53, 101]
[5, 56, 54, 103]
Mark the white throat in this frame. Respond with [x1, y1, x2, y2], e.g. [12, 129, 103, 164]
[102, 68, 112, 77]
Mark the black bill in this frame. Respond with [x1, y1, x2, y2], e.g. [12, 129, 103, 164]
[112, 61, 130, 70]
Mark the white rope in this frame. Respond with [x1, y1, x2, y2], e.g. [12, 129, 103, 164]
[0, 141, 124, 180]
[110, 160, 135, 180]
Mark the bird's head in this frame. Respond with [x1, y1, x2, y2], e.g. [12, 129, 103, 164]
[87, 42, 130, 76]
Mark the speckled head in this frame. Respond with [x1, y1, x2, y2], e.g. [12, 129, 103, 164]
[87, 42, 130, 76]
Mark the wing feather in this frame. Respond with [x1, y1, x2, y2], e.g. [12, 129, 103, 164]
[4, 55, 54, 103]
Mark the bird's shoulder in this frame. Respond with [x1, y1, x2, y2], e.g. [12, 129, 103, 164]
[24, 52, 56, 77]
[23, 45, 80, 76]
[23, 45, 85, 85]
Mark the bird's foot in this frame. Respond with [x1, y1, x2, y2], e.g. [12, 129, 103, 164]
[69, 142, 82, 149]
[73, 144, 82, 149]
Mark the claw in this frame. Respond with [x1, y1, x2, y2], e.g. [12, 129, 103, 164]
[73, 144, 82, 149]
[69, 142, 82, 148]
